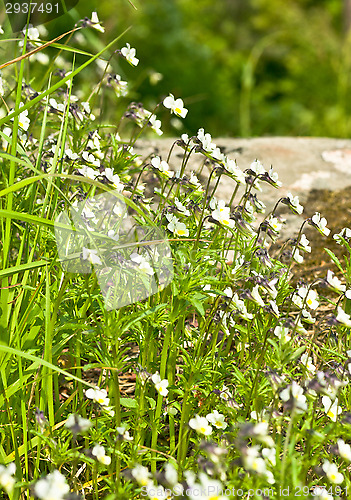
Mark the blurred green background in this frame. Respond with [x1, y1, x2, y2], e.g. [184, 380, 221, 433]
[2, 0, 351, 138]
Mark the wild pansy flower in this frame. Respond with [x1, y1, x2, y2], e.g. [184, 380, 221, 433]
[206, 410, 227, 430]
[109, 73, 128, 97]
[223, 157, 246, 184]
[312, 486, 333, 500]
[104, 168, 124, 191]
[298, 234, 311, 252]
[65, 414, 92, 434]
[297, 286, 319, 310]
[284, 192, 304, 215]
[151, 156, 174, 178]
[249, 159, 265, 176]
[0, 463, 16, 495]
[292, 247, 303, 264]
[166, 214, 189, 237]
[322, 396, 342, 422]
[301, 309, 316, 324]
[82, 151, 100, 168]
[82, 247, 102, 266]
[211, 204, 235, 229]
[322, 460, 343, 484]
[274, 325, 291, 343]
[280, 381, 307, 413]
[120, 43, 139, 66]
[92, 445, 111, 465]
[262, 447, 276, 467]
[130, 253, 155, 276]
[335, 306, 351, 327]
[260, 167, 282, 188]
[250, 285, 265, 307]
[231, 293, 254, 320]
[197, 128, 216, 153]
[219, 385, 233, 401]
[145, 111, 163, 135]
[174, 197, 190, 216]
[15, 103, 30, 131]
[337, 439, 351, 461]
[333, 227, 351, 244]
[189, 415, 212, 435]
[90, 12, 105, 33]
[151, 372, 169, 397]
[117, 426, 133, 441]
[34, 470, 70, 500]
[325, 270, 346, 292]
[131, 464, 152, 486]
[85, 387, 110, 406]
[301, 353, 316, 375]
[163, 94, 188, 118]
[310, 212, 330, 236]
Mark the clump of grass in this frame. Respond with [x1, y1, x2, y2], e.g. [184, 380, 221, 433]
[0, 13, 351, 500]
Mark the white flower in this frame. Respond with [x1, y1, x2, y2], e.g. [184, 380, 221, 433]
[78, 164, 98, 179]
[163, 94, 188, 118]
[337, 439, 351, 461]
[273, 325, 291, 343]
[174, 197, 190, 216]
[167, 216, 189, 237]
[65, 414, 92, 433]
[298, 234, 311, 252]
[34, 470, 70, 500]
[326, 270, 346, 292]
[262, 447, 276, 466]
[82, 247, 102, 265]
[18, 104, 30, 131]
[90, 12, 105, 33]
[0, 26, 3, 35]
[104, 168, 124, 191]
[197, 128, 215, 152]
[211, 206, 235, 228]
[121, 43, 139, 66]
[335, 306, 351, 327]
[292, 247, 304, 264]
[220, 385, 233, 401]
[151, 156, 174, 178]
[22, 26, 40, 41]
[267, 216, 283, 234]
[85, 387, 110, 406]
[151, 372, 169, 397]
[92, 445, 111, 465]
[301, 353, 316, 374]
[131, 464, 152, 486]
[322, 396, 342, 422]
[250, 160, 265, 175]
[280, 381, 307, 412]
[333, 227, 351, 244]
[311, 212, 330, 236]
[251, 285, 265, 307]
[206, 410, 227, 430]
[147, 113, 163, 135]
[301, 309, 315, 323]
[189, 415, 212, 435]
[117, 426, 133, 441]
[312, 486, 333, 500]
[297, 287, 319, 310]
[322, 460, 343, 484]
[242, 446, 268, 475]
[130, 253, 155, 276]
[286, 192, 303, 214]
[65, 148, 78, 160]
[0, 463, 16, 495]
[223, 158, 246, 184]
[82, 151, 100, 167]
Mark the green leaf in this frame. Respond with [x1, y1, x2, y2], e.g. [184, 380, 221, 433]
[0, 260, 48, 279]
[324, 248, 345, 276]
[120, 398, 138, 408]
